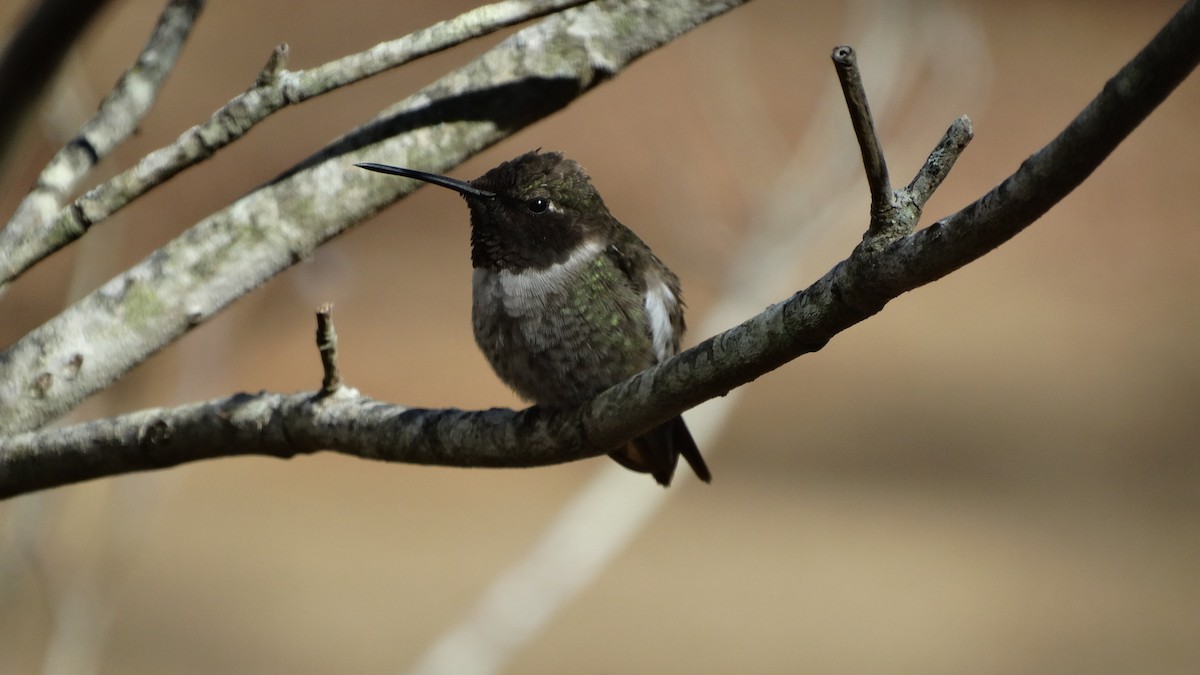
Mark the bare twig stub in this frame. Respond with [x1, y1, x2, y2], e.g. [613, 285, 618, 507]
[255, 43, 290, 88]
[315, 304, 342, 395]
[906, 115, 974, 205]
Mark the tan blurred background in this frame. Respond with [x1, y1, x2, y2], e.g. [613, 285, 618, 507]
[1, 1, 1198, 673]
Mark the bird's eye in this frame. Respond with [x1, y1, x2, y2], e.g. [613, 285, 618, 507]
[526, 197, 550, 214]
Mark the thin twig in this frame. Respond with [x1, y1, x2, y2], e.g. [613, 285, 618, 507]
[831, 45, 892, 228]
[315, 304, 342, 395]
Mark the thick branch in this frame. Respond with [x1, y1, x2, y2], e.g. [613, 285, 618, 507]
[0, 0, 749, 436]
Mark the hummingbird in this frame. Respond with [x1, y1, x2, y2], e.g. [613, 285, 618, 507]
[356, 150, 710, 486]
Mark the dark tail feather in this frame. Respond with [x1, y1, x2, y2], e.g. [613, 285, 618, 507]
[670, 416, 711, 484]
[608, 415, 711, 487]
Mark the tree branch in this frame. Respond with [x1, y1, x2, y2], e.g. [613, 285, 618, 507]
[0, 0, 593, 289]
[0, 0, 1196, 498]
[0, 0, 750, 436]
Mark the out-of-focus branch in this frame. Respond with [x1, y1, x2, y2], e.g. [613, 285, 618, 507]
[0, 0, 117, 167]
[0, 0, 593, 289]
[0, 0, 750, 436]
[0, 0, 206, 286]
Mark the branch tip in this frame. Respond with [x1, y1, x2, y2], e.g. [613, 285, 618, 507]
[904, 114, 975, 207]
[256, 43, 290, 87]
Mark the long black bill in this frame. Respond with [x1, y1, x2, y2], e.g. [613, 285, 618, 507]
[355, 162, 495, 199]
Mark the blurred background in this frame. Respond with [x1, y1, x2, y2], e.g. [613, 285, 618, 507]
[1, 1, 1197, 673]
